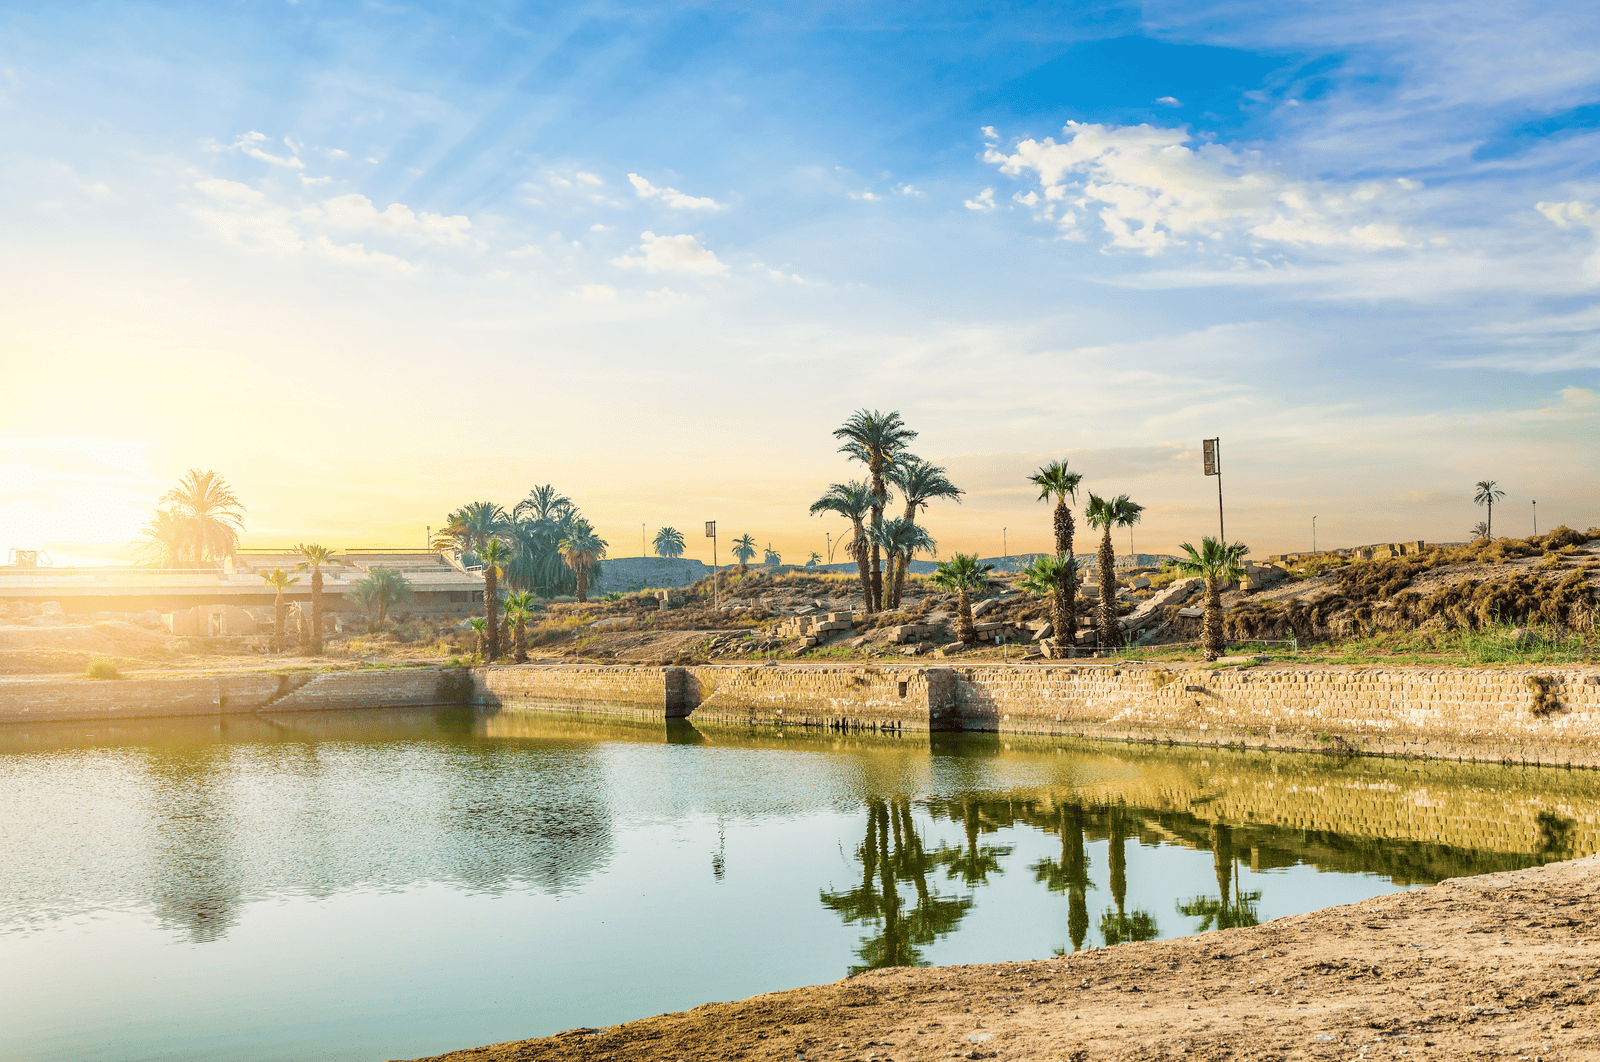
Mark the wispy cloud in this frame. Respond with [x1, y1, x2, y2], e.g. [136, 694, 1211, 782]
[610, 231, 727, 274]
[627, 173, 721, 210]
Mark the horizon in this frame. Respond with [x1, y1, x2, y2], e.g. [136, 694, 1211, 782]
[5, 1, 1598, 567]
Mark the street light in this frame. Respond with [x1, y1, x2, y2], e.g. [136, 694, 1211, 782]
[705, 521, 718, 609]
[1533, 500, 1538, 536]
[1312, 515, 1317, 553]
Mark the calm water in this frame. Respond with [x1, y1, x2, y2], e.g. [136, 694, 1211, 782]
[2, 708, 1594, 1062]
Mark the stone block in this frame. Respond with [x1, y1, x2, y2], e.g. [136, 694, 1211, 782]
[815, 620, 851, 633]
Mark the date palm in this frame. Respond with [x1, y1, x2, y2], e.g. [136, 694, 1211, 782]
[1471, 520, 1490, 540]
[763, 544, 781, 567]
[871, 518, 937, 609]
[1019, 554, 1079, 657]
[1086, 493, 1145, 649]
[1029, 460, 1084, 649]
[834, 409, 918, 610]
[503, 590, 537, 663]
[806, 551, 822, 568]
[161, 469, 246, 566]
[433, 501, 507, 555]
[558, 519, 607, 603]
[810, 480, 880, 611]
[1164, 536, 1249, 661]
[136, 508, 191, 569]
[929, 553, 998, 644]
[479, 539, 509, 660]
[887, 457, 963, 602]
[348, 566, 412, 633]
[731, 534, 757, 573]
[1473, 480, 1504, 539]
[467, 617, 488, 660]
[505, 489, 578, 597]
[653, 526, 686, 559]
[294, 543, 337, 655]
[259, 568, 298, 651]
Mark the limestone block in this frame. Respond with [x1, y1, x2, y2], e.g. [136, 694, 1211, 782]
[815, 620, 851, 633]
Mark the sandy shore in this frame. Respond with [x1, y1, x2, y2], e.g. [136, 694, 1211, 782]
[404, 856, 1600, 1062]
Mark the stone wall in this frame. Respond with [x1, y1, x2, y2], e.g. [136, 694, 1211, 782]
[0, 668, 469, 724]
[472, 661, 1600, 768]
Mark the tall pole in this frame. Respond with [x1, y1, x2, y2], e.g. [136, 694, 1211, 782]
[642, 522, 646, 558]
[706, 521, 718, 609]
[1003, 527, 1007, 560]
[1533, 500, 1538, 536]
[1204, 438, 1225, 545]
[1217, 466, 1225, 545]
[1312, 515, 1317, 553]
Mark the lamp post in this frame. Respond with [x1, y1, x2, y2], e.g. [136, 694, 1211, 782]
[705, 521, 718, 609]
[1312, 515, 1317, 553]
[1003, 527, 1007, 561]
[1533, 500, 1538, 536]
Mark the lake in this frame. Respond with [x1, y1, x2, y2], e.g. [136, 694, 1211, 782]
[2, 707, 1592, 1062]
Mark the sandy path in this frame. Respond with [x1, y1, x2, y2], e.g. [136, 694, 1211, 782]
[404, 856, 1600, 1062]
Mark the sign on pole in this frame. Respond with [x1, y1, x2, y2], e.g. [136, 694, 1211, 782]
[1202, 438, 1224, 543]
[1202, 438, 1219, 476]
[705, 521, 716, 537]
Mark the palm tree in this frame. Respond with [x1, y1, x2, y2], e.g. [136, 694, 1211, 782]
[1164, 536, 1249, 661]
[1029, 460, 1084, 651]
[653, 526, 686, 559]
[161, 469, 246, 567]
[467, 617, 488, 660]
[1471, 520, 1490, 540]
[504, 591, 537, 663]
[347, 566, 413, 632]
[432, 501, 508, 554]
[505, 491, 580, 597]
[929, 553, 997, 644]
[834, 409, 918, 610]
[479, 539, 509, 660]
[810, 481, 880, 610]
[887, 457, 963, 601]
[136, 508, 191, 569]
[294, 543, 337, 655]
[1086, 493, 1145, 650]
[259, 568, 298, 651]
[558, 519, 608, 603]
[1474, 480, 1505, 538]
[806, 551, 822, 568]
[763, 544, 781, 567]
[1019, 554, 1079, 657]
[731, 534, 757, 573]
[872, 518, 937, 609]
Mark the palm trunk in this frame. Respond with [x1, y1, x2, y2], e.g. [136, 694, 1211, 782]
[1055, 500, 1076, 655]
[576, 565, 588, 603]
[1049, 586, 1071, 658]
[273, 590, 285, 652]
[514, 615, 528, 663]
[957, 588, 975, 644]
[1202, 576, 1225, 661]
[499, 612, 511, 653]
[310, 568, 324, 655]
[891, 549, 908, 609]
[1098, 527, 1118, 649]
[484, 567, 500, 661]
[851, 521, 873, 612]
[870, 462, 886, 610]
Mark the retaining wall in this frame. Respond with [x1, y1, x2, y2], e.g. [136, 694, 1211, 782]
[0, 668, 468, 723]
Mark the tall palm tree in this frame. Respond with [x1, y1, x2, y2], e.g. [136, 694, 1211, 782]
[558, 519, 607, 603]
[1164, 536, 1249, 661]
[1029, 460, 1084, 650]
[1471, 520, 1490, 540]
[887, 457, 963, 597]
[1474, 480, 1505, 538]
[731, 534, 757, 573]
[503, 591, 537, 663]
[929, 553, 998, 644]
[653, 526, 686, 559]
[834, 409, 918, 610]
[505, 493, 578, 597]
[347, 566, 412, 632]
[161, 469, 246, 567]
[1085, 493, 1145, 650]
[259, 568, 298, 652]
[294, 544, 337, 655]
[810, 480, 880, 610]
[432, 501, 507, 555]
[871, 518, 937, 609]
[763, 544, 782, 567]
[479, 539, 509, 660]
[136, 508, 191, 569]
[1019, 554, 1079, 657]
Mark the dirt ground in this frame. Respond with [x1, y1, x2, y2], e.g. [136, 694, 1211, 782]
[404, 856, 1600, 1062]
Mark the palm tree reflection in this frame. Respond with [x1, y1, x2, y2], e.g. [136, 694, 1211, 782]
[1032, 803, 1094, 951]
[932, 798, 1013, 886]
[1099, 805, 1159, 946]
[820, 799, 974, 974]
[1177, 821, 1261, 931]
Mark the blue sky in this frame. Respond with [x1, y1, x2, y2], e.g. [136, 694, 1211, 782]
[3, 0, 1599, 562]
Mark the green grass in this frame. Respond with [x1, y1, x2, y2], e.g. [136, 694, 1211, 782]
[84, 656, 121, 680]
[1123, 622, 1598, 667]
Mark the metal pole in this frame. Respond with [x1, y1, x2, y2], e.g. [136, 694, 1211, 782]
[1003, 527, 1007, 560]
[1533, 500, 1538, 536]
[1312, 516, 1317, 553]
[714, 531, 718, 609]
[1217, 464, 1226, 545]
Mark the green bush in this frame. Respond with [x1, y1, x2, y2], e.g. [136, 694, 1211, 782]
[84, 656, 121, 680]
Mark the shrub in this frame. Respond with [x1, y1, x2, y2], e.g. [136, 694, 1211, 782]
[84, 656, 121, 680]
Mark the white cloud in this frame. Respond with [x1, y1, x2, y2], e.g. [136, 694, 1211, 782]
[1155, 96, 1183, 107]
[299, 174, 332, 187]
[984, 121, 1418, 254]
[751, 262, 806, 283]
[589, 223, 613, 232]
[627, 173, 721, 211]
[896, 183, 923, 197]
[1561, 386, 1596, 407]
[981, 126, 999, 142]
[576, 284, 617, 301]
[576, 172, 604, 186]
[610, 231, 727, 274]
[229, 131, 303, 169]
[304, 193, 472, 245]
[325, 148, 348, 160]
[964, 187, 996, 212]
[849, 190, 883, 202]
[1537, 200, 1599, 229]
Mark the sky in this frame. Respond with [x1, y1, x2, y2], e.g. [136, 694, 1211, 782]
[3, 0, 1599, 567]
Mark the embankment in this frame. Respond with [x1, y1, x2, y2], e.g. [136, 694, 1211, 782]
[7, 661, 1600, 770]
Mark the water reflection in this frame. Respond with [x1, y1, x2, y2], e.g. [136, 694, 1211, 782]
[820, 799, 974, 973]
[1176, 822, 1261, 932]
